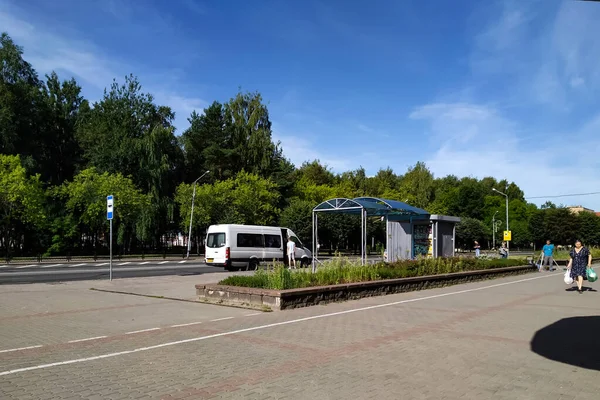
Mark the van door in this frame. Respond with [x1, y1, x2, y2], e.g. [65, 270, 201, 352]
[287, 229, 311, 263]
[205, 231, 227, 265]
[264, 232, 283, 264]
[281, 229, 288, 266]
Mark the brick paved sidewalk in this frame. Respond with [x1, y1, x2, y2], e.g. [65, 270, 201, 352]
[1, 268, 599, 399]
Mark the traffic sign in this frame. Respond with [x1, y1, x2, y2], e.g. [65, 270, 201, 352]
[503, 230, 512, 241]
[107, 195, 114, 220]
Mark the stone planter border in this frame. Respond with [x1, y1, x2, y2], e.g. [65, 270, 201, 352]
[196, 265, 538, 311]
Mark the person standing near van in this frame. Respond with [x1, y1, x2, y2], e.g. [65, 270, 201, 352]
[541, 239, 555, 271]
[287, 237, 296, 269]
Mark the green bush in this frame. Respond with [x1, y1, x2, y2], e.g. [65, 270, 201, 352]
[551, 247, 600, 260]
[218, 257, 528, 290]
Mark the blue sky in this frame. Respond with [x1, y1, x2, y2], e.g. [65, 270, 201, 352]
[1, 0, 600, 209]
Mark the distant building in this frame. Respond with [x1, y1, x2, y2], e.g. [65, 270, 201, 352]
[567, 205, 596, 215]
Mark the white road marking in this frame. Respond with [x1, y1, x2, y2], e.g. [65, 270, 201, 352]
[41, 264, 63, 268]
[210, 317, 235, 322]
[68, 336, 107, 344]
[178, 260, 187, 264]
[171, 322, 203, 328]
[70, 263, 87, 267]
[0, 345, 42, 354]
[125, 328, 160, 335]
[118, 262, 131, 266]
[96, 263, 108, 266]
[244, 313, 262, 317]
[139, 261, 150, 265]
[0, 271, 564, 377]
[16, 265, 37, 269]
[158, 261, 169, 265]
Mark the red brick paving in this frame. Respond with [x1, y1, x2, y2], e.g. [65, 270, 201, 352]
[1, 271, 599, 399]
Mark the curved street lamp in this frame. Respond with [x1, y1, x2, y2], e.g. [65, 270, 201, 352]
[187, 170, 210, 259]
[492, 188, 509, 256]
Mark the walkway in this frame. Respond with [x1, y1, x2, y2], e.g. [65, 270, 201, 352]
[1, 268, 598, 399]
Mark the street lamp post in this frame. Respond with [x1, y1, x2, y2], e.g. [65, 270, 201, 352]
[186, 170, 210, 259]
[492, 188, 509, 256]
[492, 211, 498, 249]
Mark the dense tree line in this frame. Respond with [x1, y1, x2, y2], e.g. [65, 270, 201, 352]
[1, 33, 598, 258]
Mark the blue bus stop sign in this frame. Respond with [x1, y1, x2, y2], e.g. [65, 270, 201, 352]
[107, 195, 114, 220]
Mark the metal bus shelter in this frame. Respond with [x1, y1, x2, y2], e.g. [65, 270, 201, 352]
[311, 197, 437, 272]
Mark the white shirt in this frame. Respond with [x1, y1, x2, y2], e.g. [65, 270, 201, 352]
[287, 240, 295, 255]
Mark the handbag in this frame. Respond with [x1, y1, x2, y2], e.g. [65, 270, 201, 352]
[587, 268, 597, 283]
[564, 270, 574, 285]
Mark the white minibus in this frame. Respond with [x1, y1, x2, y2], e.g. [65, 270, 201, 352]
[204, 224, 312, 270]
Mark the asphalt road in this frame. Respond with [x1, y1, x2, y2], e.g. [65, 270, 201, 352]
[0, 261, 224, 284]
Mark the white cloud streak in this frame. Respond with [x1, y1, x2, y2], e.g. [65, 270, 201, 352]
[0, 3, 206, 132]
[271, 123, 351, 172]
[411, 102, 600, 209]
[470, 0, 600, 109]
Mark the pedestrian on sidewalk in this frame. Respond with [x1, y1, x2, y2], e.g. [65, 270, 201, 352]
[567, 240, 592, 294]
[541, 239, 555, 271]
[474, 241, 481, 257]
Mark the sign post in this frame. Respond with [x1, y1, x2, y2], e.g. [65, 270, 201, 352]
[503, 230, 512, 242]
[107, 195, 114, 281]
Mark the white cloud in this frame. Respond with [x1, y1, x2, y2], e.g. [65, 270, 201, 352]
[0, 7, 120, 89]
[570, 76, 585, 88]
[0, 4, 205, 132]
[470, 0, 600, 109]
[271, 123, 351, 172]
[410, 102, 600, 210]
[410, 103, 510, 147]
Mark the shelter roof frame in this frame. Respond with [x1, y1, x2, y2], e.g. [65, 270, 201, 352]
[313, 197, 430, 219]
[311, 197, 431, 272]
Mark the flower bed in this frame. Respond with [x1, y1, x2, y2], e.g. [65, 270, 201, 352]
[218, 257, 528, 290]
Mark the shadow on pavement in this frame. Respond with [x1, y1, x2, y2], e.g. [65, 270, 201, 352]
[565, 287, 598, 292]
[531, 316, 600, 371]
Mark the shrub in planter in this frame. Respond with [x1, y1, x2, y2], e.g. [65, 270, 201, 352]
[218, 257, 528, 290]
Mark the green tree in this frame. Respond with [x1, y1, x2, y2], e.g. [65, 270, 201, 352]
[41, 72, 86, 185]
[0, 33, 46, 172]
[175, 171, 281, 247]
[455, 178, 487, 220]
[367, 168, 401, 197]
[55, 168, 150, 255]
[292, 177, 337, 205]
[398, 162, 434, 210]
[336, 167, 368, 198]
[76, 74, 183, 193]
[577, 212, 600, 246]
[455, 217, 488, 249]
[294, 160, 336, 186]
[429, 175, 460, 215]
[224, 91, 280, 177]
[528, 209, 546, 247]
[543, 208, 579, 246]
[0, 154, 46, 258]
[76, 75, 184, 247]
[181, 102, 232, 181]
[279, 199, 314, 244]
